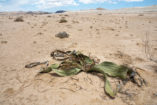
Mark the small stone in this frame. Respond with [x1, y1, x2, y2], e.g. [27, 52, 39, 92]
[33, 41, 37, 44]
[55, 31, 69, 39]
[1, 41, 7, 44]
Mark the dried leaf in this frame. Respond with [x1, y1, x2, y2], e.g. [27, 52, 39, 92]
[40, 64, 59, 73]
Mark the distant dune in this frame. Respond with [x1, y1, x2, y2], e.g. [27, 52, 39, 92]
[112, 5, 157, 13]
[66, 5, 157, 14]
[0, 5, 157, 15]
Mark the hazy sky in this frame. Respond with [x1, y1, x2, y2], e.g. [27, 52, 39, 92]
[0, 0, 157, 12]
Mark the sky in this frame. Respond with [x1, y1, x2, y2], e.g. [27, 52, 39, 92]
[0, 0, 157, 12]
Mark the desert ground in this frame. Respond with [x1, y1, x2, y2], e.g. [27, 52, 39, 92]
[0, 6, 157, 105]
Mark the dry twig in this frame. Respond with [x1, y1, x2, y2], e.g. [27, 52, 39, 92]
[144, 32, 157, 63]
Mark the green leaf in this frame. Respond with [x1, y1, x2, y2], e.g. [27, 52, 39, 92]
[105, 78, 116, 98]
[89, 62, 130, 97]
[40, 67, 52, 73]
[90, 62, 129, 79]
[84, 56, 94, 65]
[50, 64, 60, 69]
[53, 68, 81, 76]
[40, 64, 59, 73]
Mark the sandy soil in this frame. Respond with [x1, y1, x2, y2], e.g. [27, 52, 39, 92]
[0, 7, 157, 105]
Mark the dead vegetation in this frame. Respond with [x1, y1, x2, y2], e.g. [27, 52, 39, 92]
[59, 17, 67, 23]
[144, 32, 157, 63]
[26, 50, 146, 98]
[14, 16, 24, 22]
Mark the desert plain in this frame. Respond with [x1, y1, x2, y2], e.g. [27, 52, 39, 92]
[0, 5, 157, 105]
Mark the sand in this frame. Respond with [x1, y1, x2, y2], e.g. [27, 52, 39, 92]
[0, 6, 157, 105]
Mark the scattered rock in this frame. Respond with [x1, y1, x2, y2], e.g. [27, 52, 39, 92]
[64, 14, 69, 16]
[98, 14, 102, 15]
[130, 34, 133, 36]
[105, 27, 115, 31]
[138, 13, 144, 16]
[154, 48, 157, 50]
[90, 26, 93, 29]
[37, 32, 43, 35]
[78, 29, 82, 31]
[1, 41, 7, 44]
[33, 41, 37, 44]
[47, 15, 51, 18]
[55, 31, 69, 38]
